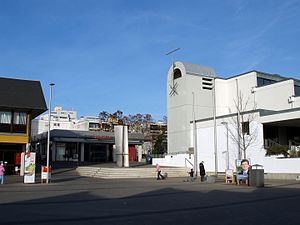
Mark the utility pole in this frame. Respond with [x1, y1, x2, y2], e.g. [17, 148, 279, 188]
[46, 83, 55, 184]
[213, 78, 218, 175]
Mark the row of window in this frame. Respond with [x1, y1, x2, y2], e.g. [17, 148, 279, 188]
[0, 111, 27, 133]
[257, 77, 277, 87]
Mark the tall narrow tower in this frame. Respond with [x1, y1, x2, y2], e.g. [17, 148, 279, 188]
[167, 61, 216, 154]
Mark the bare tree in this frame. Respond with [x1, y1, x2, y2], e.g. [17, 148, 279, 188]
[99, 111, 110, 122]
[227, 91, 259, 159]
[163, 116, 167, 123]
[113, 110, 123, 121]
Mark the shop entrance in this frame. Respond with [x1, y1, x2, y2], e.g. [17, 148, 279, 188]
[129, 145, 136, 161]
[85, 144, 109, 163]
[0, 143, 24, 174]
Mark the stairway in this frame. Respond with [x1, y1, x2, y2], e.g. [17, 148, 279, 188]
[76, 166, 189, 179]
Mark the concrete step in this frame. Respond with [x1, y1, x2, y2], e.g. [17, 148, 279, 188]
[76, 166, 190, 179]
[76, 167, 100, 177]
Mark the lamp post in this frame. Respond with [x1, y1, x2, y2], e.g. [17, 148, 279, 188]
[221, 122, 229, 170]
[192, 92, 198, 176]
[213, 78, 218, 175]
[46, 83, 55, 184]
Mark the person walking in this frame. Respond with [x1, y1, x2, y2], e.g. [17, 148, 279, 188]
[155, 164, 165, 180]
[0, 162, 5, 184]
[199, 161, 206, 182]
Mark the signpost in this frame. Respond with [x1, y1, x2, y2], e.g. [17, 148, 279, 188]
[23, 152, 36, 184]
[41, 166, 51, 182]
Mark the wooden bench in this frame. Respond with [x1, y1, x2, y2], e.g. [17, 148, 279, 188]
[225, 169, 234, 183]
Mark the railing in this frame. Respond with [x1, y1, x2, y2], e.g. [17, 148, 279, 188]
[151, 154, 165, 158]
[289, 140, 300, 148]
[289, 140, 300, 158]
[264, 139, 280, 148]
[265, 138, 300, 158]
[185, 158, 193, 168]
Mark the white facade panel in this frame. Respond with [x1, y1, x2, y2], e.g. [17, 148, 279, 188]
[215, 72, 257, 116]
[255, 80, 295, 110]
[293, 96, 300, 108]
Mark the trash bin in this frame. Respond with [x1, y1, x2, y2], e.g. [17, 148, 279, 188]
[249, 164, 264, 187]
[145, 155, 153, 164]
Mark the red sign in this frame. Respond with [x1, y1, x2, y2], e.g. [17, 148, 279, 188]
[41, 166, 52, 172]
[94, 136, 113, 139]
[15, 152, 22, 165]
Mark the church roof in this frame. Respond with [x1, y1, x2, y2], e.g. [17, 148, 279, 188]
[181, 61, 216, 77]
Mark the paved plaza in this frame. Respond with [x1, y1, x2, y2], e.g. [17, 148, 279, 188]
[1, 169, 300, 225]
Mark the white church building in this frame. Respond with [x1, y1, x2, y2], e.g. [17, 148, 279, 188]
[153, 61, 300, 178]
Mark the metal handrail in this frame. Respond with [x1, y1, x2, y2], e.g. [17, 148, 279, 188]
[185, 158, 193, 167]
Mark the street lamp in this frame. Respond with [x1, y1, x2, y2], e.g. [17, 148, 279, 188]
[213, 78, 218, 175]
[192, 92, 198, 176]
[221, 121, 229, 170]
[46, 83, 55, 183]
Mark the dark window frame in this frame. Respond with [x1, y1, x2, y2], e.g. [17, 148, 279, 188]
[257, 77, 277, 87]
[242, 121, 250, 135]
[0, 110, 27, 134]
[295, 85, 300, 97]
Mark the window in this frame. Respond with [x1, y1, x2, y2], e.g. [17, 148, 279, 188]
[89, 123, 99, 129]
[13, 112, 26, 125]
[12, 112, 27, 133]
[257, 77, 276, 87]
[295, 85, 300, 97]
[0, 111, 12, 124]
[0, 111, 12, 132]
[0, 111, 27, 133]
[173, 68, 182, 80]
[242, 121, 250, 135]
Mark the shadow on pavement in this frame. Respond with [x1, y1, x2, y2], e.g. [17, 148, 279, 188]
[0, 175, 300, 225]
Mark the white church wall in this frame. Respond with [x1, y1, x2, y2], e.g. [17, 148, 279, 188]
[153, 153, 193, 168]
[292, 96, 300, 108]
[215, 79, 230, 116]
[263, 157, 300, 173]
[196, 126, 215, 172]
[215, 72, 257, 117]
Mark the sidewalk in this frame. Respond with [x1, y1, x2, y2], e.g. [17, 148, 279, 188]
[3, 170, 300, 189]
[1, 169, 300, 225]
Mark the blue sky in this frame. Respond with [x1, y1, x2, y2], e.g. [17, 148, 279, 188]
[1, 0, 300, 120]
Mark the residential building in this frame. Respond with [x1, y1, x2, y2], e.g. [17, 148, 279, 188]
[149, 122, 167, 154]
[32, 108, 107, 134]
[73, 115, 101, 131]
[31, 106, 78, 135]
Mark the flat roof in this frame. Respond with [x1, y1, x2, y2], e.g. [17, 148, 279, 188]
[31, 129, 151, 144]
